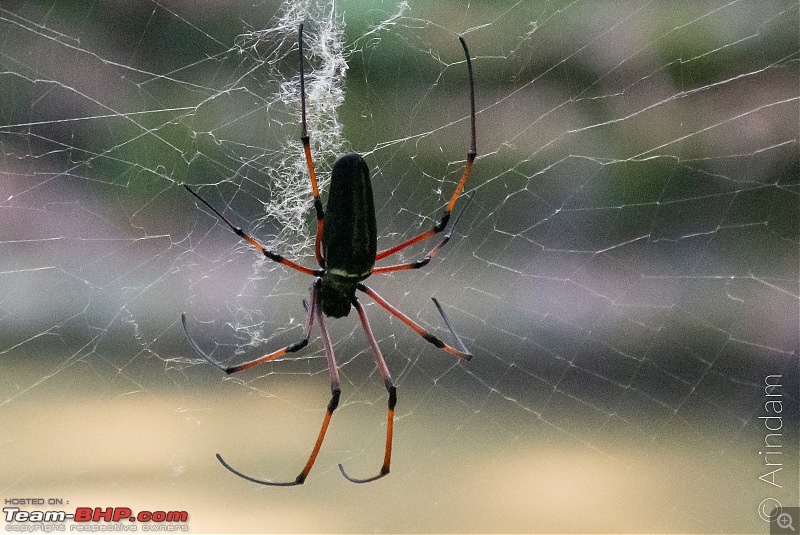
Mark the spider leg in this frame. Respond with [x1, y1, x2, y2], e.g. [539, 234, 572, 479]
[288, 297, 342, 484]
[339, 297, 397, 483]
[372, 194, 473, 275]
[375, 36, 476, 262]
[298, 23, 325, 269]
[210, 282, 341, 486]
[358, 283, 471, 360]
[181, 280, 319, 374]
[182, 184, 320, 276]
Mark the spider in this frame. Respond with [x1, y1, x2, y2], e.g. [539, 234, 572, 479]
[181, 24, 476, 486]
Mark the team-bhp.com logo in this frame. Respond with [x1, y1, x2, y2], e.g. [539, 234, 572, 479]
[4, 506, 189, 531]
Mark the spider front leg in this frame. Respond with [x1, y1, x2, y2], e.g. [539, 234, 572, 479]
[374, 35, 476, 263]
[298, 22, 325, 269]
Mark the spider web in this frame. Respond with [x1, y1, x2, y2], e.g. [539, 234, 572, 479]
[1, 0, 798, 533]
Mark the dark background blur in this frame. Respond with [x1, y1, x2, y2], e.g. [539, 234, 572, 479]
[1, 1, 798, 532]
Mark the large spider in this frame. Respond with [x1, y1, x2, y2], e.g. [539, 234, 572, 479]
[181, 24, 476, 485]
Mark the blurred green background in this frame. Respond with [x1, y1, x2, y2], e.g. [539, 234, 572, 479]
[1, 0, 798, 532]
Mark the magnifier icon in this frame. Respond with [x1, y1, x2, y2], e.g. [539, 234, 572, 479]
[778, 512, 796, 531]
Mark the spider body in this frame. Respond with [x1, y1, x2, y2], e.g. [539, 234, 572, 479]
[181, 23, 476, 486]
[320, 153, 376, 318]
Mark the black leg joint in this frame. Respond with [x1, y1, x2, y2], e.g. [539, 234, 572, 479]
[434, 212, 451, 233]
[423, 333, 445, 349]
[314, 198, 325, 220]
[263, 250, 282, 263]
[412, 258, 431, 269]
[287, 339, 309, 353]
[328, 388, 341, 413]
[387, 385, 397, 410]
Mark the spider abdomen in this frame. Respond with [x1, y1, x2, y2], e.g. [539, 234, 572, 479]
[320, 153, 377, 318]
